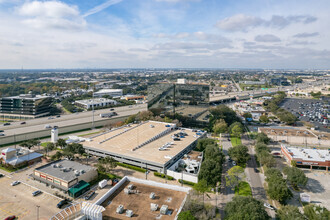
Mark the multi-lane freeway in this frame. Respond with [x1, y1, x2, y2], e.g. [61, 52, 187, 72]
[0, 104, 147, 145]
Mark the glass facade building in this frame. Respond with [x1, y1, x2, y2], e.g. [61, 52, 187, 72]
[0, 93, 52, 119]
[148, 83, 210, 123]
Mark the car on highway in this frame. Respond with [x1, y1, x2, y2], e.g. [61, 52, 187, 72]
[0, 173, 4, 177]
[0, 129, 4, 132]
[57, 199, 69, 209]
[44, 125, 52, 129]
[56, 115, 61, 118]
[3, 122, 11, 126]
[0, 133, 5, 136]
[32, 190, 42, 196]
[48, 117, 54, 120]
[264, 203, 276, 210]
[11, 181, 20, 186]
[20, 121, 26, 125]
[4, 215, 16, 220]
[110, 108, 114, 111]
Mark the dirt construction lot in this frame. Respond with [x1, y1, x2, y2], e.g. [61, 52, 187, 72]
[0, 174, 62, 220]
[102, 181, 187, 220]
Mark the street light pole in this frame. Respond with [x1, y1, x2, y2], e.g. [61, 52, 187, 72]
[92, 91, 95, 130]
[36, 205, 40, 220]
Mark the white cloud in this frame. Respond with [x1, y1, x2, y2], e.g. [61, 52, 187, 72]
[17, 1, 86, 30]
[215, 14, 263, 32]
[216, 14, 317, 32]
[255, 34, 281, 42]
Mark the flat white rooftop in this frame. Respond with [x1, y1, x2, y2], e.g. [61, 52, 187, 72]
[83, 121, 204, 165]
[284, 145, 330, 162]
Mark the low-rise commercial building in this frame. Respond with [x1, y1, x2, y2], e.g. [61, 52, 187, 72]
[0, 147, 42, 167]
[94, 89, 123, 98]
[0, 92, 52, 120]
[75, 98, 117, 110]
[281, 144, 330, 171]
[32, 160, 97, 196]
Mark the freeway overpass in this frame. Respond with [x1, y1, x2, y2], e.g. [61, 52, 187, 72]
[0, 104, 147, 146]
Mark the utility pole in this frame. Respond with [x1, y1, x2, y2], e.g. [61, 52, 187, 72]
[92, 91, 95, 130]
[36, 205, 40, 220]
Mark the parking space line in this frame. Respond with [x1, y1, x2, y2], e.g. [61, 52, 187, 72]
[20, 181, 62, 200]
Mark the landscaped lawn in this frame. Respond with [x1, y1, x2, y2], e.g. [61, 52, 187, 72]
[40, 142, 51, 147]
[235, 181, 252, 196]
[230, 135, 242, 147]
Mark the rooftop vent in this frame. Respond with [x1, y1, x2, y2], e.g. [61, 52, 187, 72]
[116, 205, 124, 214]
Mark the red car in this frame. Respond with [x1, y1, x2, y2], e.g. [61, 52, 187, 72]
[5, 216, 16, 220]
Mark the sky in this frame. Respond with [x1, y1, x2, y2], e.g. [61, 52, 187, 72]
[0, 0, 329, 69]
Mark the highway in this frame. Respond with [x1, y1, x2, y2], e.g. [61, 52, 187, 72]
[0, 104, 147, 142]
[210, 80, 329, 102]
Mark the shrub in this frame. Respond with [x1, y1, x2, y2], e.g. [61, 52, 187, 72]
[154, 172, 174, 180]
[179, 179, 196, 186]
[116, 162, 146, 173]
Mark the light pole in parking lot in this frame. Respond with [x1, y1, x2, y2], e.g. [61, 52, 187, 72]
[36, 205, 40, 220]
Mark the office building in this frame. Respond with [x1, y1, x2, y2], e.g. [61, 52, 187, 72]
[75, 98, 117, 110]
[0, 92, 52, 119]
[94, 89, 123, 98]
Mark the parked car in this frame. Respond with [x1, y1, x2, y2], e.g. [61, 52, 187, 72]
[254, 168, 259, 173]
[264, 203, 276, 210]
[32, 190, 42, 196]
[3, 123, 10, 126]
[11, 181, 20, 186]
[232, 161, 236, 166]
[84, 190, 95, 200]
[57, 199, 69, 209]
[4, 216, 16, 220]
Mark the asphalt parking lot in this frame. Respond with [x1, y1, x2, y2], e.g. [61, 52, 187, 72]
[0, 174, 62, 220]
[280, 98, 329, 132]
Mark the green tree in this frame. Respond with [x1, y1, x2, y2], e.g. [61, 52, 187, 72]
[56, 138, 67, 149]
[228, 145, 250, 165]
[45, 142, 56, 156]
[256, 132, 271, 144]
[177, 211, 196, 220]
[283, 166, 308, 188]
[265, 168, 282, 181]
[213, 119, 228, 134]
[303, 204, 330, 220]
[276, 205, 305, 220]
[198, 159, 222, 187]
[226, 166, 245, 193]
[225, 196, 270, 220]
[228, 122, 244, 134]
[98, 156, 117, 173]
[193, 179, 208, 204]
[242, 112, 252, 120]
[258, 151, 276, 168]
[259, 115, 269, 123]
[195, 138, 217, 152]
[267, 178, 292, 204]
[231, 125, 243, 142]
[255, 143, 270, 155]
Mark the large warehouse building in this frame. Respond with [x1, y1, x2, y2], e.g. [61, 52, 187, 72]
[83, 121, 206, 172]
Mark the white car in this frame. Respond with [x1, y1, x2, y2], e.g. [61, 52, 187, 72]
[264, 203, 275, 210]
[11, 181, 20, 186]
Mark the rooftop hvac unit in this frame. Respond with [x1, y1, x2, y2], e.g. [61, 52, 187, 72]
[128, 184, 134, 190]
[126, 210, 133, 218]
[74, 170, 80, 176]
[80, 170, 85, 174]
[160, 205, 168, 215]
[116, 205, 124, 214]
[150, 192, 155, 199]
[150, 203, 158, 211]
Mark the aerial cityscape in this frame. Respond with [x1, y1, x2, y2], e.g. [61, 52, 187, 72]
[0, 1, 329, 220]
